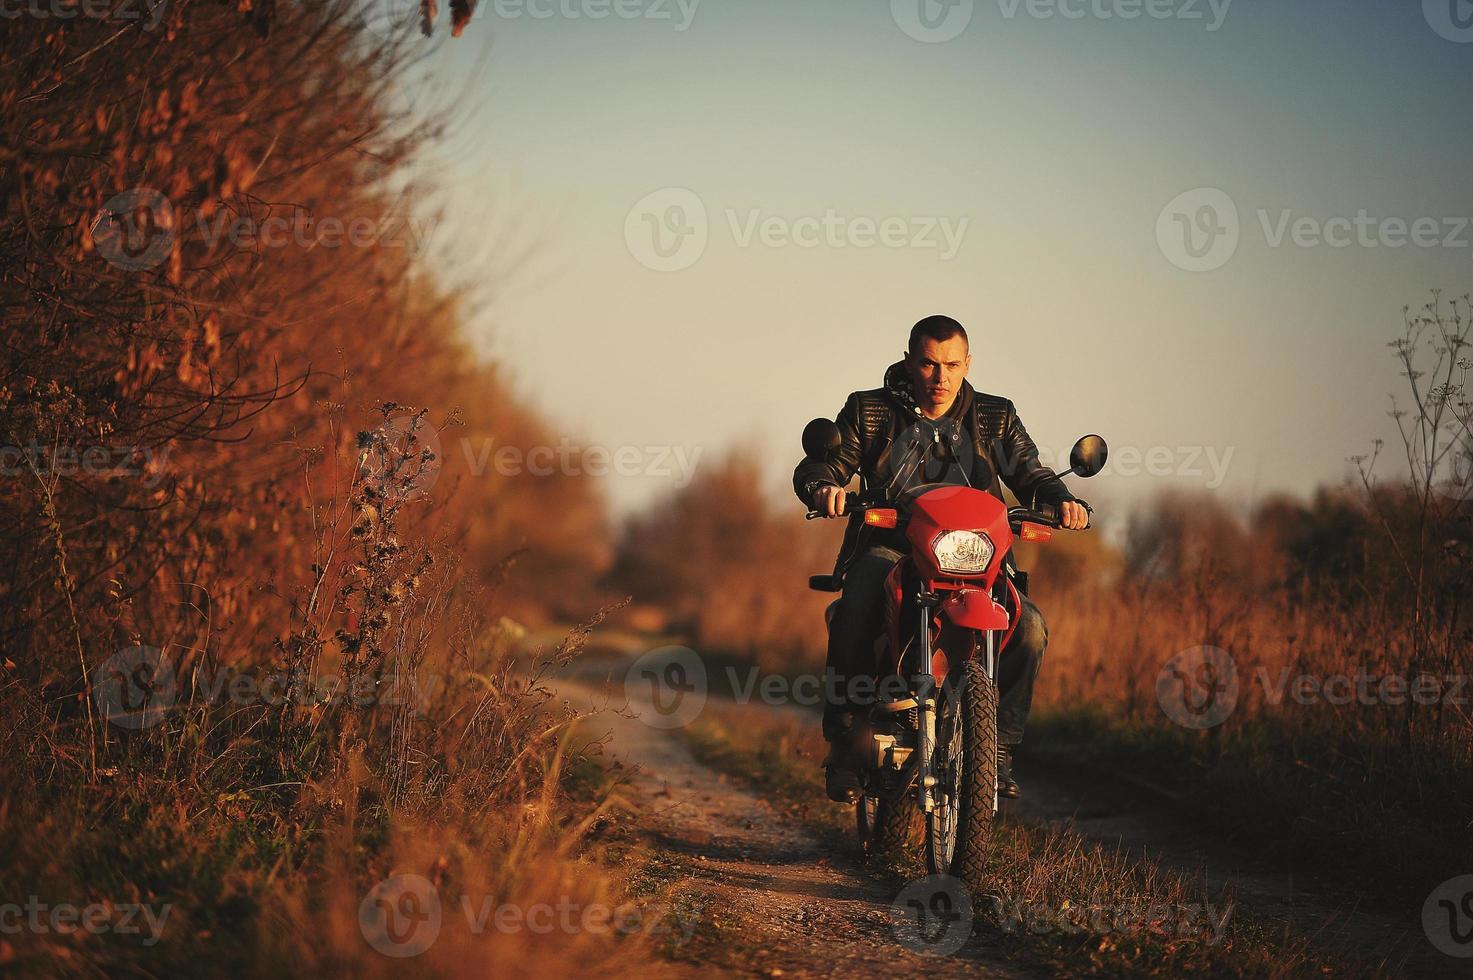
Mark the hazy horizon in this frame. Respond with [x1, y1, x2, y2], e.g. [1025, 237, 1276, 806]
[394, 0, 1473, 519]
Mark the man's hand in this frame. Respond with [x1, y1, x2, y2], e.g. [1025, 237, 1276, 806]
[1060, 500, 1090, 530]
[813, 484, 847, 519]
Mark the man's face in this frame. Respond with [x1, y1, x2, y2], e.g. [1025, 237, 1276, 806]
[904, 336, 971, 413]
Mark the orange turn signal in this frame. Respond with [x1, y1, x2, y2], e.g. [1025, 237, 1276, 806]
[864, 508, 899, 529]
[1018, 522, 1053, 543]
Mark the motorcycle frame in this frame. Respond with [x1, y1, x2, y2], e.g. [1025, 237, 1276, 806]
[878, 484, 1024, 817]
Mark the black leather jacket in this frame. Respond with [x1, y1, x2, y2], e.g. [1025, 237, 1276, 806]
[793, 361, 1074, 578]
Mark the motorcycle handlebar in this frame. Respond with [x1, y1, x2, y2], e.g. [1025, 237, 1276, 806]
[807, 492, 1093, 530]
[804, 488, 876, 521]
[1008, 500, 1092, 531]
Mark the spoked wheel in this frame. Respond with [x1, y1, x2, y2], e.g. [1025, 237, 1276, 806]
[925, 700, 964, 874]
[925, 659, 998, 893]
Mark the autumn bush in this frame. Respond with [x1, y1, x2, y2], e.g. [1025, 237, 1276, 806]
[608, 446, 844, 673]
[1, 3, 639, 976]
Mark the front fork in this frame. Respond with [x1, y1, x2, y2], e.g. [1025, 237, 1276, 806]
[916, 597, 938, 813]
[915, 598, 998, 815]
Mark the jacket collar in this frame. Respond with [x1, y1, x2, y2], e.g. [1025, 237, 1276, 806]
[883, 359, 975, 423]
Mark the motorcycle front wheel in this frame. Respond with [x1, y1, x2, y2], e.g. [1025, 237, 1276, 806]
[925, 658, 998, 893]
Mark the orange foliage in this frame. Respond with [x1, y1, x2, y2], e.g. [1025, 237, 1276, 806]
[2, 0, 608, 697]
[609, 447, 845, 671]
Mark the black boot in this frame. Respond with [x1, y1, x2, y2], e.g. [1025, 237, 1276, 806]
[824, 759, 862, 804]
[823, 711, 864, 804]
[997, 746, 1021, 799]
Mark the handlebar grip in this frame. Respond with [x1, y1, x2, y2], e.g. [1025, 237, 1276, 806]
[1014, 500, 1094, 529]
[806, 487, 871, 520]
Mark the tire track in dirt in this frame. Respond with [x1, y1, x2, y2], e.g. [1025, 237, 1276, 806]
[538, 627, 1445, 977]
[551, 663, 1030, 978]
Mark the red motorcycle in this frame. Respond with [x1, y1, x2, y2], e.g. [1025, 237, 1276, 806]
[802, 419, 1106, 891]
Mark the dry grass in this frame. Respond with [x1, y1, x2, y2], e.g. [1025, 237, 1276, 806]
[0, 416, 650, 977]
[683, 705, 1352, 979]
[2, 6, 641, 976]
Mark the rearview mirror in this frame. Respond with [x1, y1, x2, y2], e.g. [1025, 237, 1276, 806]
[802, 418, 843, 460]
[1069, 434, 1108, 478]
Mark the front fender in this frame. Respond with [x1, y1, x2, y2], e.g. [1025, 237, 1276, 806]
[940, 588, 1009, 631]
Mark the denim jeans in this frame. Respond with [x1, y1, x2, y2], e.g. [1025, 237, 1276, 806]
[822, 547, 1047, 746]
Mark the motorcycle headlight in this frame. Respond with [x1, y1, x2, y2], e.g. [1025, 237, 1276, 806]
[931, 530, 995, 574]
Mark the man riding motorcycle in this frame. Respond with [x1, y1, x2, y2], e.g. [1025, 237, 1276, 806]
[794, 315, 1089, 804]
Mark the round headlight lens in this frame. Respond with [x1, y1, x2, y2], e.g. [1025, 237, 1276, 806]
[931, 530, 995, 574]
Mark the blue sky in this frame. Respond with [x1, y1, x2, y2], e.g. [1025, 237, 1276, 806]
[392, 0, 1473, 516]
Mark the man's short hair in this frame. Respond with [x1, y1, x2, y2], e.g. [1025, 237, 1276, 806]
[909, 315, 968, 355]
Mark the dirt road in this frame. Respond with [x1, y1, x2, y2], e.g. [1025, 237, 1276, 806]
[552, 664, 1029, 977]
[540, 627, 1443, 977]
